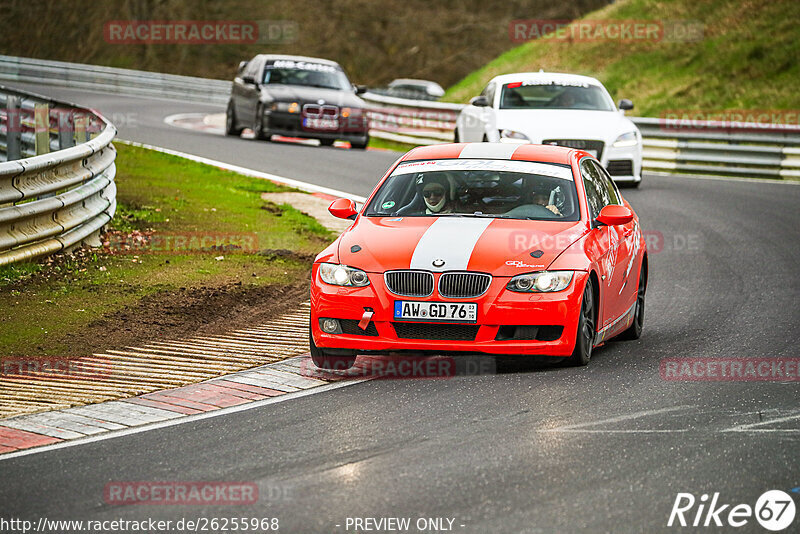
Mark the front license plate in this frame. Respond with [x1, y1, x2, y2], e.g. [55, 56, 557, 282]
[394, 301, 477, 323]
[303, 118, 339, 130]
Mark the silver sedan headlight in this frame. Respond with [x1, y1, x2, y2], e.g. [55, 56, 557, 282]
[507, 271, 574, 293]
[318, 263, 370, 287]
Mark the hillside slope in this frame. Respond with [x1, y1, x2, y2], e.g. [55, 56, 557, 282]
[444, 0, 800, 117]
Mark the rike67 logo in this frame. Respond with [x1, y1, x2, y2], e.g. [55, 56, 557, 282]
[668, 490, 796, 531]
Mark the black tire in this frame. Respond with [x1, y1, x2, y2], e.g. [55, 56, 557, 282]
[482, 134, 488, 142]
[565, 280, 596, 367]
[254, 104, 270, 140]
[617, 263, 646, 340]
[319, 138, 335, 147]
[309, 328, 356, 370]
[225, 102, 243, 136]
[454, 128, 461, 142]
[350, 134, 369, 150]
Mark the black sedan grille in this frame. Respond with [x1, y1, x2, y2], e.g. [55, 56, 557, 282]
[438, 272, 491, 298]
[385, 270, 434, 297]
[543, 139, 605, 160]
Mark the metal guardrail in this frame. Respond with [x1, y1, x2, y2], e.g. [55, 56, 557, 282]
[361, 93, 800, 180]
[0, 85, 117, 266]
[0, 55, 231, 105]
[2, 55, 798, 180]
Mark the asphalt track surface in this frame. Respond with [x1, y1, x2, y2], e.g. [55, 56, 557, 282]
[2, 83, 799, 533]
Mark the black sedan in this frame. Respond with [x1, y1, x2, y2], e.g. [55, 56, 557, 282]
[225, 54, 370, 149]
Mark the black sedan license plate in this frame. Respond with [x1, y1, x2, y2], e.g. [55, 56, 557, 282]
[394, 301, 477, 323]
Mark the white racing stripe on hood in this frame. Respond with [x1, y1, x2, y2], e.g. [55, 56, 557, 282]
[458, 143, 519, 159]
[410, 218, 493, 271]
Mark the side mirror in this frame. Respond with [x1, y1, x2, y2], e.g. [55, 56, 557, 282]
[470, 95, 489, 107]
[329, 198, 358, 220]
[618, 99, 634, 111]
[596, 205, 633, 227]
[354, 84, 368, 95]
[237, 60, 248, 74]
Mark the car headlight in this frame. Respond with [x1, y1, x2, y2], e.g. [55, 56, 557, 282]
[499, 129, 530, 141]
[507, 271, 574, 293]
[340, 107, 363, 118]
[318, 263, 370, 287]
[271, 101, 300, 113]
[612, 131, 639, 147]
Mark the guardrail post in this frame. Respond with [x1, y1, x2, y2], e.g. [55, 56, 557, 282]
[58, 109, 75, 150]
[34, 103, 49, 155]
[5, 95, 21, 161]
[74, 114, 88, 145]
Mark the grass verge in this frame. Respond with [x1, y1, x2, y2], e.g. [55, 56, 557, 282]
[0, 143, 333, 358]
[443, 0, 800, 117]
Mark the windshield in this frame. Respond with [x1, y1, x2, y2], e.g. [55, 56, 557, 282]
[500, 81, 615, 111]
[263, 60, 351, 91]
[365, 159, 580, 221]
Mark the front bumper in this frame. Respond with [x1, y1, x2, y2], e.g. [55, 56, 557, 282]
[310, 269, 588, 357]
[601, 143, 642, 183]
[264, 110, 369, 142]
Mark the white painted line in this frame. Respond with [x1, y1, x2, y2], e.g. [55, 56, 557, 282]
[248, 368, 327, 389]
[223, 374, 298, 392]
[115, 139, 368, 202]
[1, 420, 84, 440]
[543, 406, 693, 432]
[0, 379, 366, 462]
[723, 413, 800, 433]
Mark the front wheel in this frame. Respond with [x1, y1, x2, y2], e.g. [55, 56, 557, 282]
[565, 280, 595, 366]
[309, 329, 356, 370]
[350, 134, 369, 150]
[254, 104, 270, 140]
[225, 102, 243, 136]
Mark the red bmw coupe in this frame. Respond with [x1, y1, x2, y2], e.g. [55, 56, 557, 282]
[310, 143, 647, 369]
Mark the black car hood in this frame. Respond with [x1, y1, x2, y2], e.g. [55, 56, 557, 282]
[261, 85, 364, 107]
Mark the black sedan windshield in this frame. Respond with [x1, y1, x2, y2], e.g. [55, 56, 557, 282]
[263, 66, 351, 91]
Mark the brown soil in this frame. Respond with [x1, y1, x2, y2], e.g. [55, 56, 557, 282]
[54, 275, 311, 358]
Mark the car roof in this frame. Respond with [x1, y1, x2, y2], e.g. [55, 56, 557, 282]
[389, 78, 443, 88]
[489, 71, 604, 88]
[253, 54, 342, 68]
[399, 143, 577, 166]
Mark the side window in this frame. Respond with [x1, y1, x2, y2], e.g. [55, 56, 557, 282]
[591, 160, 620, 205]
[581, 160, 605, 219]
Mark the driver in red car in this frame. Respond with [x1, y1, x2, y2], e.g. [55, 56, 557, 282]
[418, 174, 454, 214]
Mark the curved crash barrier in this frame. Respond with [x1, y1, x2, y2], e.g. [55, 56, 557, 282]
[0, 85, 117, 266]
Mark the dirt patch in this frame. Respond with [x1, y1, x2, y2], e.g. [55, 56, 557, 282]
[50, 272, 311, 358]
